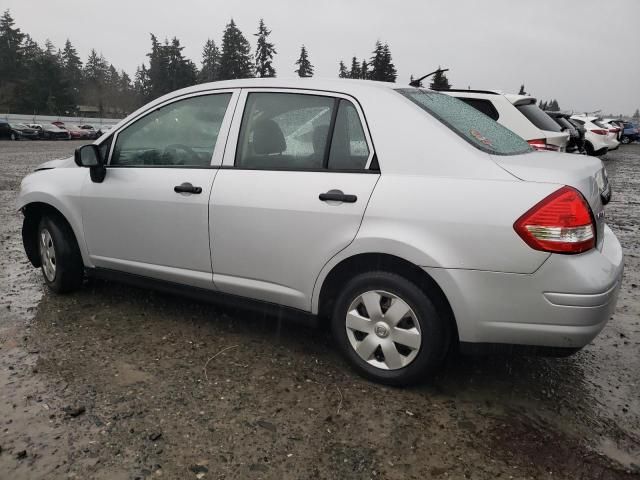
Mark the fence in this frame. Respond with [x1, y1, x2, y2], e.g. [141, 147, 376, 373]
[0, 113, 122, 127]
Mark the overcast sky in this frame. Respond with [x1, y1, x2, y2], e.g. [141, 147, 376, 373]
[4, 0, 639, 115]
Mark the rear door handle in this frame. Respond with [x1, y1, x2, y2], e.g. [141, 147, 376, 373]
[174, 182, 202, 194]
[319, 190, 357, 203]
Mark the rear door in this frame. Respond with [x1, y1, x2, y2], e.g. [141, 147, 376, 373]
[209, 89, 379, 311]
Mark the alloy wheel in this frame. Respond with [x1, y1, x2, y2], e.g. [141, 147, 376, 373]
[39, 228, 57, 281]
[345, 290, 422, 370]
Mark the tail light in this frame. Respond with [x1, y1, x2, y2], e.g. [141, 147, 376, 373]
[514, 186, 595, 254]
[591, 129, 608, 135]
[608, 128, 619, 133]
[527, 139, 560, 151]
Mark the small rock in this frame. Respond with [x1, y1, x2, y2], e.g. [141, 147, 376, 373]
[16, 450, 27, 460]
[249, 464, 268, 472]
[256, 420, 276, 432]
[149, 432, 162, 441]
[189, 465, 208, 474]
[63, 405, 86, 417]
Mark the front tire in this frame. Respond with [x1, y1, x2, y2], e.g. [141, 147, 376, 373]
[331, 271, 449, 386]
[37, 215, 84, 293]
[10, 132, 17, 141]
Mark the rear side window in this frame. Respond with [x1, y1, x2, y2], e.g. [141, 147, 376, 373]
[515, 103, 562, 132]
[458, 98, 499, 121]
[555, 117, 574, 131]
[396, 89, 531, 155]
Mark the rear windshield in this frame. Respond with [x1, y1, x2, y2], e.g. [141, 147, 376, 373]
[555, 117, 574, 131]
[395, 89, 531, 155]
[515, 103, 562, 132]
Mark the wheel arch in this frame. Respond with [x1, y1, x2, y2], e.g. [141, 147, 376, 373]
[316, 252, 459, 344]
[21, 202, 84, 268]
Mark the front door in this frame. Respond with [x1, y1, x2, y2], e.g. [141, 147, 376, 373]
[81, 91, 236, 289]
[210, 90, 379, 310]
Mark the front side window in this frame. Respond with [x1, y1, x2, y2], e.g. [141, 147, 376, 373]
[396, 89, 531, 155]
[111, 93, 231, 167]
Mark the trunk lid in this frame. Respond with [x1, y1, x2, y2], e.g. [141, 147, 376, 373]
[492, 151, 608, 249]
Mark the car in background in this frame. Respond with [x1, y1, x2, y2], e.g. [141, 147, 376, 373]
[9, 123, 39, 140]
[51, 121, 66, 128]
[620, 122, 639, 144]
[28, 123, 71, 140]
[440, 89, 569, 152]
[63, 124, 92, 140]
[0, 120, 17, 140]
[546, 112, 585, 154]
[96, 124, 115, 137]
[602, 119, 624, 141]
[593, 119, 620, 151]
[17, 78, 623, 385]
[570, 115, 609, 156]
[78, 124, 100, 140]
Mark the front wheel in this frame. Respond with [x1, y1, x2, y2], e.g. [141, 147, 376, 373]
[10, 132, 17, 141]
[620, 136, 631, 145]
[37, 215, 84, 293]
[331, 271, 449, 386]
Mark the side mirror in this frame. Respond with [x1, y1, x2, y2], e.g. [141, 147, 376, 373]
[74, 144, 106, 183]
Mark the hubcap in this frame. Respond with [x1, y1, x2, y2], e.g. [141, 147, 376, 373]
[39, 228, 56, 281]
[345, 290, 422, 370]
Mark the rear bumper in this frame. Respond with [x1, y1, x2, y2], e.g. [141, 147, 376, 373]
[427, 225, 624, 349]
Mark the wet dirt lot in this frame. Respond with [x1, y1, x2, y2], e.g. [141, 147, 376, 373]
[0, 140, 638, 480]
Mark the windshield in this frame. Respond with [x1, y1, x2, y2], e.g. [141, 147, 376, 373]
[395, 88, 532, 155]
[516, 103, 562, 132]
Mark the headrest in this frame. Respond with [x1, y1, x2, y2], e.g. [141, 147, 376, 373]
[252, 118, 286, 155]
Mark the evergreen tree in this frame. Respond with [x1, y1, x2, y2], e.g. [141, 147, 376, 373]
[147, 34, 169, 99]
[349, 56, 360, 79]
[61, 39, 83, 104]
[381, 43, 397, 82]
[633, 108, 640, 121]
[219, 19, 254, 80]
[360, 59, 368, 79]
[338, 60, 348, 78]
[0, 10, 25, 88]
[429, 67, 450, 90]
[165, 37, 197, 92]
[518, 84, 526, 95]
[254, 19, 276, 77]
[410, 74, 423, 87]
[198, 39, 220, 83]
[294, 45, 314, 77]
[134, 64, 151, 102]
[548, 99, 560, 111]
[368, 41, 396, 82]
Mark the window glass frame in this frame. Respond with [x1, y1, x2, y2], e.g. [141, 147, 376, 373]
[223, 88, 377, 173]
[100, 89, 239, 169]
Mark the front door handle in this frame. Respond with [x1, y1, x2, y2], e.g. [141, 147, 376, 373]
[319, 190, 357, 203]
[174, 182, 202, 194]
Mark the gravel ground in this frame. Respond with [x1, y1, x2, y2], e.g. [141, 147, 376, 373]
[0, 140, 638, 480]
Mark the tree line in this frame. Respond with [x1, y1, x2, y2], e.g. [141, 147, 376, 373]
[0, 10, 412, 117]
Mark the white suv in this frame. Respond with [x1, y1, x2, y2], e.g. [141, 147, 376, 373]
[443, 90, 569, 152]
[570, 115, 611, 156]
[17, 79, 622, 385]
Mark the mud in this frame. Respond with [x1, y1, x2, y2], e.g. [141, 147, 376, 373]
[1, 140, 639, 479]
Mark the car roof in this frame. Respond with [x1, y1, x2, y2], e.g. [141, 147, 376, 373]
[157, 77, 401, 99]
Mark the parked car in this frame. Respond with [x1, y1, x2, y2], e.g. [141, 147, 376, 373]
[10, 123, 40, 140]
[0, 120, 39, 140]
[17, 79, 623, 385]
[545, 111, 585, 153]
[28, 123, 71, 140]
[567, 118, 588, 152]
[601, 119, 624, 141]
[63, 124, 91, 140]
[620, 122, 639, 144]
[439, 89, 569, 152]
[570, 115, 610, 156]
[51, 121, 65, 128]
[593, 119, 620, 151]
[96, 124, 115, 137]
[78, 124, 100, 140]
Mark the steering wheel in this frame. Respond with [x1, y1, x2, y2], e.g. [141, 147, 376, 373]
[162, 144, 199, 165]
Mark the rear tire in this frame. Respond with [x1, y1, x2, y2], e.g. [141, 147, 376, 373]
[331, 271, 449, 386]
[37, 215, 84, 293]
[621, 136, 630, 145]
[584, 141, 595, 156]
